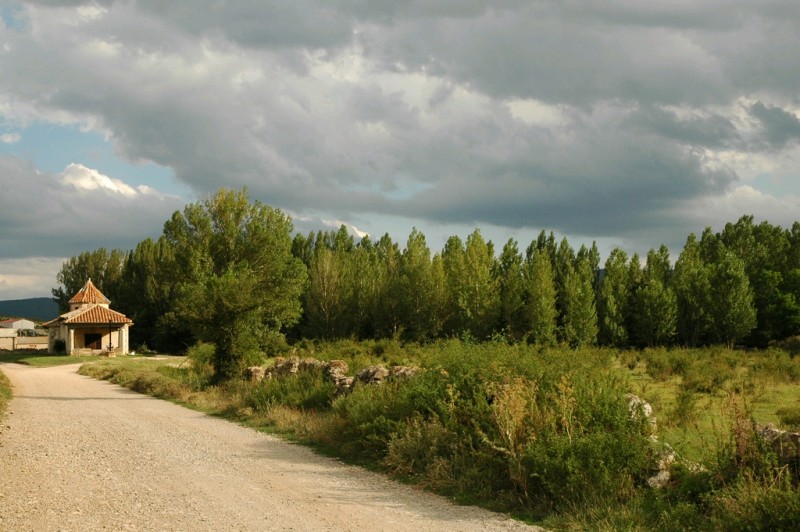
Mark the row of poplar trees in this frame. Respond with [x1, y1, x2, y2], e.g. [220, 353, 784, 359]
[53, 189, 800, 375]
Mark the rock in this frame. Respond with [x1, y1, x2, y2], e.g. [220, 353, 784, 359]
[324, 360, 349, 376]
[246, 366, 265, 382]
[300, 358, 324, 372]
[759, 423, 800, 464]
[387, 365, 420, 380]
[357, 365, 390, 385]
[626, 393, 656, 430]
[275, 356, 300, 376]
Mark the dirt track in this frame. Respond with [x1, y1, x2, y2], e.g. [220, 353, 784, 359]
[0, 363, 539, 531]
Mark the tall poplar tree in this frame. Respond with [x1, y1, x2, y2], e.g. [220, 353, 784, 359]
[561, 252, 598, 347]
[673, 234, 712, 346]
[524, 248, 558, 345]
[598, 248, 631, 347]
[496, 239, 526, 340]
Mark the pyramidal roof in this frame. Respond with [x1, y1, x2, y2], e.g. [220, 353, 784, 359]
[68, 279, 111, 305]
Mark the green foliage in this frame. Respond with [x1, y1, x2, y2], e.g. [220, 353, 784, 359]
[561, 252, 598, 347]
[187, 342, 216, 385]
[599, 248, 632, 347]
[165, 188, 306, 380]
[52, 248, 126, 312]
[0, 370, 11, 419]
[77, 341, 800, 528]
[524, 249, 558, 346]
[709, 251, 757, 347]
[777, 406, 800, 429]
[248, 367, 336, 411]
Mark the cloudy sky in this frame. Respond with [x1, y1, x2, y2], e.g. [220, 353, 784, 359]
[1, 1, 800, 300]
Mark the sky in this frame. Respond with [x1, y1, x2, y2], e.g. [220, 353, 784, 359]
[1, 1, 800, 300]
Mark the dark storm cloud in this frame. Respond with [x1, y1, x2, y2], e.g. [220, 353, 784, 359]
[627, 107, 739, 149]
[749, 102, 800, 150]
[2, 0, 800, 271]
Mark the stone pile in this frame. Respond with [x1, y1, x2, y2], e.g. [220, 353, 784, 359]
[247, 356, 419, 396]
[759, 423, 800, 465]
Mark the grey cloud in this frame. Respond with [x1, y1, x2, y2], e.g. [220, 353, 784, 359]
[749, 101, 800, 150]
[627, 107, 739, 149]
[0, 156, 183, 259]
[388, 124, 735, 239]
[2, 0, 799, 263]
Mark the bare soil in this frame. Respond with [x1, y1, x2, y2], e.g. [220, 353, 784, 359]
[0, 363, 540, 531]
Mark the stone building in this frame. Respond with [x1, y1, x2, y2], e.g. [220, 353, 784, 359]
[45, 279, 133, 355]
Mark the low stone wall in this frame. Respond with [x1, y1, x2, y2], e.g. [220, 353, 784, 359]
[247, 356, 420, 396]
[0, 337, 48, 351]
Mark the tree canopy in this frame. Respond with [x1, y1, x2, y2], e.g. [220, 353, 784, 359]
[53, 205, 800, 378]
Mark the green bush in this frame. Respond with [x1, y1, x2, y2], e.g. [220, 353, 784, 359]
[777, 406, 800, 429]
[708, 474, 800, 530]
[247, 367, 336, 411]
[331, 342, 654, 514]
[0, 370, 11, 418]
[53, 339, 66, 354]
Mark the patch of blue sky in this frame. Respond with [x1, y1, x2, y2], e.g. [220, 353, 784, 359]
[750, 171, 800, 198]
[340, 176, 435, 201]
[0, 122, 191, 197]
[1, 1, 27, 31]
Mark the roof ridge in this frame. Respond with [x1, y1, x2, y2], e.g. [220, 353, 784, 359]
[68, 279, 111, 305]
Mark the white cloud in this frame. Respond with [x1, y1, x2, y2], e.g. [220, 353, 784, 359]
[0, 133, 21, 143]
[0, 256, 65, 299]
[61, 163, 139, 198]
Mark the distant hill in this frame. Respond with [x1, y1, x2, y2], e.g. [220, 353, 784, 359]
[0, 298, 59, 322]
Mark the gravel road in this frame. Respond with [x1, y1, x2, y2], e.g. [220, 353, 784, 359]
[0, 363, 540, 531]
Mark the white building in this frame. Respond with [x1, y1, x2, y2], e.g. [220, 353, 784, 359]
[45, 279, 133, 355]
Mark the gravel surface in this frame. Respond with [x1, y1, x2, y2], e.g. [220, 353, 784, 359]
[0, 363, 541, 531]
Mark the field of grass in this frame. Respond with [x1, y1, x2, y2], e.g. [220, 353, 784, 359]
[0, 351, 107, 367]
[77, 341, 800, 529]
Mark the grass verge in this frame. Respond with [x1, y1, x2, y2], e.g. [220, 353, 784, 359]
[0, 351, 106, 367]
[0, 369, 11, 419]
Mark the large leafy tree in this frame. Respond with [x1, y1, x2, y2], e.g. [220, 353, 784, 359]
[52, 248, 127, 312]
[163, 188, 306, 380]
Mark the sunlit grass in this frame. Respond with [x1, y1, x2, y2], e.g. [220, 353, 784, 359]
[0, 351, 108, 367]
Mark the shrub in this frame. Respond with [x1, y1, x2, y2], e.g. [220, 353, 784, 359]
[247, 366, 336, 412]
[53, 339, 66, 354]
[777, 406, 800, 429]
[671, 388, 698, 427]
[708, 474, 800, 530]
[0, 370, 11, 418]
[187, 342, 216, 385]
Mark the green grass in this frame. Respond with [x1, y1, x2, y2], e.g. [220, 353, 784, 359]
[75, 341, 800, 529]
[0, 351, 106, 367]
[0, 369, 11, 419]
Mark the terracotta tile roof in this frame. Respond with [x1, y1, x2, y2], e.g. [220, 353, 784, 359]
[45, 305, 132, 326]
[69, 279, 111, 305]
